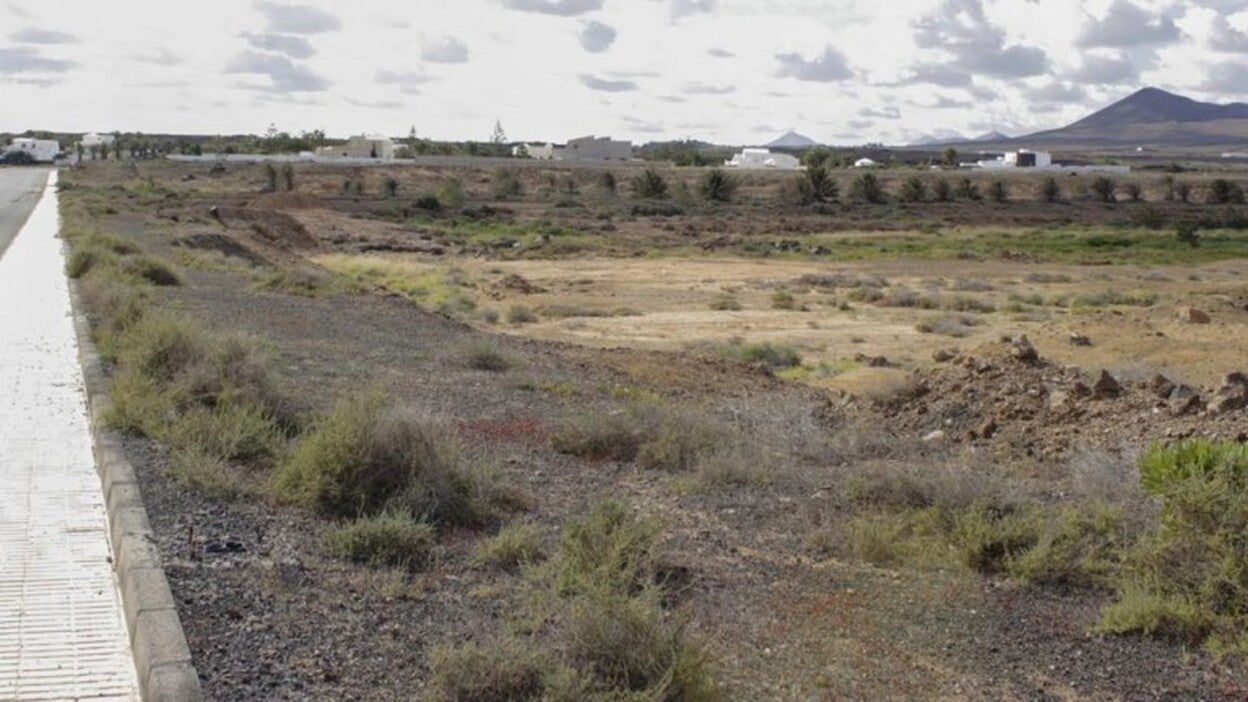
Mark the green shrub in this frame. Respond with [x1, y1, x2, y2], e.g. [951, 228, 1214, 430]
[899, 176, 927, 203]
[1040, 176, 1061, 203]
[550, 410, 648, 462]
[324, 513, 435, 568]
[1091, 176, 1117, 203]
[771, 289, 797, 310]
[122, 255, 182, 286]
[275, 391, 496, 525]
[1100, 442, 1248, 653]
[849, 173, 885, 204]
[507, 305, 537, 324]
[1007, 504, 1126, 589]
[988, 179, 1008, 203]
[437, 179, 466, 208]
[636, 420, 716, 473]
[952, 507, 1042, 574]
[557, 499, 662, 597]
[631, 169, 669, 199]
[492, 169, 523, 199]
[168, 449, 242, 501]
[698, 169, 736, 203]
[463, 340, 510, 372]
[931, 178, 952, 202]
[429, 639, 555, 702]
[474, 522, 545, 570]
[708, 294, 741, 311]
[163, 402, 282, 462]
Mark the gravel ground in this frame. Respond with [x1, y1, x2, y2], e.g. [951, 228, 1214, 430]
[72, 162, 1248, 700]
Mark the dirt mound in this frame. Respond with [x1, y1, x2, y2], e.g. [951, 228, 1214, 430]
[859, 337, 1248, 460]
[492, 273, 546, 296]
[173, 232, 269, 266]
[211, 207, 319, 252]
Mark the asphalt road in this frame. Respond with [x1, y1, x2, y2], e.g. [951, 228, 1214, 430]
[0, 167, 52, 258]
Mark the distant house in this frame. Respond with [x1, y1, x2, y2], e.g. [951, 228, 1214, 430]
[725, 148, 801, 170]
[969, 149, 1129, 174]
[519, 136, 632, 162]
[316, 135, 395, 160]
[5, 137, 60, 163]
[972, 149, 1052, 169]
[559, 136, 632, 161]
[853, 158, 878, 168]
[80, 132, 115, 149]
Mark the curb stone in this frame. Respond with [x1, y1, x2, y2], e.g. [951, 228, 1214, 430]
[65, 265, 205, 700]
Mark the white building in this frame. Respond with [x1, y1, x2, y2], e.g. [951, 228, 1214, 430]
[80, 132, 115, 149]
[515, 143, 557, 160]
[973, 149, 1052, 169]
[560, 136, 632, 161]
[316, 134, 395, 160]
[969, 149, 1129, 174]
[4, 138, 60, 163]
[853, 158, 879, 168]
[725, 148, 802, 170]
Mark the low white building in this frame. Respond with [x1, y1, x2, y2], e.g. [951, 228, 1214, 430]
[515, 143, 557, 160]
[516, 136, 632, 162]
[969, 149, 1129, 174]
[5, 138, 60, 163]
[853, 158, 878, 168]
[725, 148, 802, 170]
[80, 132, 115, 149]
[559, 136, 632, 161]
[973, 149, 1052, 169]
[316, 134, 395, 160]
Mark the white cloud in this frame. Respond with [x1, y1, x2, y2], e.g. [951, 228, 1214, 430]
[10, 28, 77, 44]
[580, 21, 616, 52]
[225, 49, 330, 92]
[775, 47, 853, 82]
[254, 1, 342, 34]
[1075, 0, 1181, 48]
[501, 0, 603, 16]
[240, 32, 315, 59]
[422, 36, 469, 64]
[580, 74, 638, 91]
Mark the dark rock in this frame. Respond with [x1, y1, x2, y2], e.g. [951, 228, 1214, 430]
[1010, 336, 1040, 364]
[1149, 374, 1174, 399]
[1069, 333, 1092, 347]
[1092, 370, 1121, 399]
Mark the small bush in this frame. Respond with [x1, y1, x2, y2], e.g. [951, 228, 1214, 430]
[429, 639, 554, 702]
[1040, 176, 1061, 203]
[1100, 441, 1248, 654]
[463, 340, 510, 372]
[636, 419, 717, 473]
[438, 179, 466, 208]
[1122, 182, 1143, 202]
[551, 410, 648, 462]
[631, 169, 669, 199]
[557, 499, 662, 596]
[988, 179, 1008, 203]
[1091, 176, 1117, 203]
[492, 169, 523, 199]
[849, 173, 885, 204]
[275, 391, 497, 525]
[474, 522, 545, 570]
[1007, 504, 1126, 589]
[771, 289, 797, 310]
[954, 177, 981, 201]
[1175, 221, 1200, 248]
[507, 305, 537, 324]
[122, 255, 182, 286]
[708, 294, 741, 311]
[324, 513, 435, 568]
[168, 449, 242, 501]
[899, 176, 927, 203]
[414, 195, 442, 211]
[1207, 178, 1245, 205]
[931, 178, 952, 202]
[698, 169, 736, 203]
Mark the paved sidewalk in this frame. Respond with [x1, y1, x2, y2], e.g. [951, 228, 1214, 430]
[0, 170, 140, 701]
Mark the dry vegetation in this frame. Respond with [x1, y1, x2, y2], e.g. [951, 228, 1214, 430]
[57, 158, 1248, 699]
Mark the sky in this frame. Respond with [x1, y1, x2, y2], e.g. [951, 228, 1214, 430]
[1, 0, 1246, 145]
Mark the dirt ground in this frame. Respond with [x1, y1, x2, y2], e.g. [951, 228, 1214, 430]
[63, 160, 1248, 701]
[309, 253, 1248, 389]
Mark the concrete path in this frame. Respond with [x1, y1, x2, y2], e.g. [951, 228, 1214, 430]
[0, 169, 140, 701]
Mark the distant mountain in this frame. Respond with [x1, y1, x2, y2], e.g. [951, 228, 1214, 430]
[913, 131, 968, 146]
[972, 130, 1010, 142]
[1024, 88, 1248, 148]
[934, 88, 1248, 150]
[767, 131, 818, 149]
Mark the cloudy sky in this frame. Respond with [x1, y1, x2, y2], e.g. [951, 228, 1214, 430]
[2, 0, 1246, 145]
